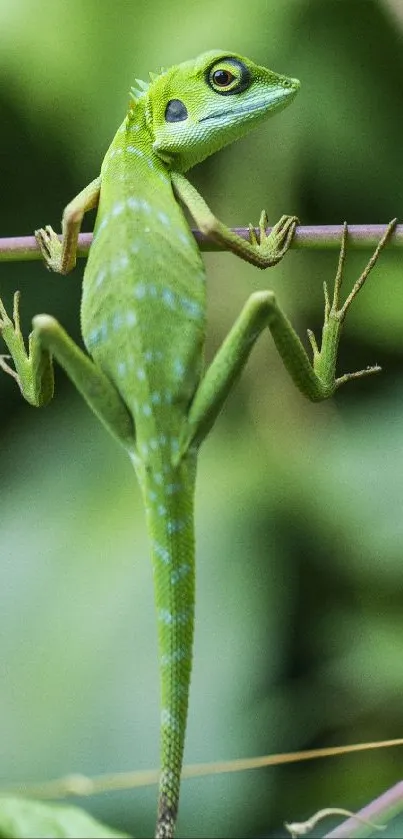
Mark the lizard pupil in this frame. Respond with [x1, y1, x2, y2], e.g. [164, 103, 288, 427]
[213, 69, 234, 86]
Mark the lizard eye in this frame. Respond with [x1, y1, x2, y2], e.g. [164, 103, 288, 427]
[207, 58, 251, 95]
[212, 69, 235, 86]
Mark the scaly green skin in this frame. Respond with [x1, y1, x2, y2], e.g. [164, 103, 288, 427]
[0, 49, 396, 838]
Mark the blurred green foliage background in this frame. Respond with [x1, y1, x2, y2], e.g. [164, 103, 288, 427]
[1, 0, 403, 837]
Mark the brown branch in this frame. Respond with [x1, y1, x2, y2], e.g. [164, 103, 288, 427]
[0, 224, 402, 263]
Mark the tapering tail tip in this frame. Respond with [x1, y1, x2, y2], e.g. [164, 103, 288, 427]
[155, 795, 177, 838]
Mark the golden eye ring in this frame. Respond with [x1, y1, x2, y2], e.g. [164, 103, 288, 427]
[207, 57, 251, 96]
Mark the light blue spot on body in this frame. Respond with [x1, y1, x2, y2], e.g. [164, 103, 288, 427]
[137, 368, 146, 381]
[160, 769, 177, 788]
[162, 288, 175, 308]
[112, 201, 124, 216]
[167, 483, 182, 496]
[113, 313, 124, 331]
[160, 709, 180, 732]
[99, 322, 108, 340]
[178, 231, 191, 247]
[86, 328, 99, 348]
[95, 217, 108, 238]
[127, 196, 140, 211]
[124, 146, 169, 186]
[134, 283, 147, 299]
[161, 648, 187, 666]
[157, 210, 170, 226]
[167, 519, 185, 535]
[117, 253, 130, 273]
[126, 145, 148, 159]
[176, 681, 189, 698]
[143, 403, 152, 416]
[159, 609, 190, 626]
[181, 297, 203, 319]
[117, 361, 127, 376]
[173, 359, 185, 378]
[153, 543, 170, 565]
[95, 267, 107, 288]
[151, 391, 161, 404]
[171, 564, 191, 584]
[111, 253, 129, 274]
[86, 320, 108, 348]
[126, 310, 137, 325]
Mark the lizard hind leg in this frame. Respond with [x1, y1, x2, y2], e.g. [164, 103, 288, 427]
[0, 291, 134, 454]
[179, 220, 397, 453]
[31, 314, 135, 448]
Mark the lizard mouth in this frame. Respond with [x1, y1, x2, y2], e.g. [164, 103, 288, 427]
[198, 89, 296, 124]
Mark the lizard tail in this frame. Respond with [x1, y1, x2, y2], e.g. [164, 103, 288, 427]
[143, 457, 196, 839]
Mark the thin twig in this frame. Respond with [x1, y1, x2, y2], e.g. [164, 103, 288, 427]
[324, 782, 403, 838]
[285, 807, 385, 838]
[1, 738, 402, 800]
[0, 224, 402, 263]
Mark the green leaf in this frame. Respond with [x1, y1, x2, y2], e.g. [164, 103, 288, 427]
[0, 797, 131, 839]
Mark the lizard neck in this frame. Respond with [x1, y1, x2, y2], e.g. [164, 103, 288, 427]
[100, 109, 171, 191]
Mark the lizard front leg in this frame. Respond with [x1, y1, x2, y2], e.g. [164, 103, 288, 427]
[0, 292, 134, 448]
[35, 176, 101, 274]
[179, 219, 397, 453]
[172, 171, 298, 268]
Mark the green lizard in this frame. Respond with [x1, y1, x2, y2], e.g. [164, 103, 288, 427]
[0, 50, 396, 838]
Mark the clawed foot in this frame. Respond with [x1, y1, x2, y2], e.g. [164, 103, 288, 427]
[307, 218, 397, 390]
[248, 211, 299, 267]
[0, 291, 27, 387]
[35, 225, 64, 272]
[0, 290, 54, 406]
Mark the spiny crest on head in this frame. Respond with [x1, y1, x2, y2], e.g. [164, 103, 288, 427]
[130, 77, 149, 103]
[129, 66, 167, 103]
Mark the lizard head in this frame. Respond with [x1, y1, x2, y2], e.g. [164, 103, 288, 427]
[136, 50, 300, 172]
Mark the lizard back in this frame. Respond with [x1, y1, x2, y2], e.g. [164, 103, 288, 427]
[81, 108, 207, 454]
